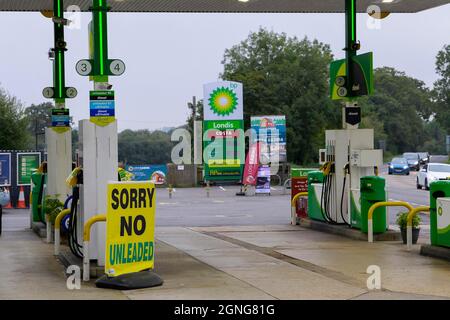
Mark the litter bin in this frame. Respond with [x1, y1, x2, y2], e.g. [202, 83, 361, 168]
[430, 180, 450, 247]
[31, 171, 46, 223]
[360, 176, 386, 234]
[307, 171, 325, 221]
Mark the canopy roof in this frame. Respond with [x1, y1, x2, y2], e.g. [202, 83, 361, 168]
[0, 0, 449, 13]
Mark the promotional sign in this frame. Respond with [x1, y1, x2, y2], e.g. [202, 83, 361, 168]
[105, 181, 156, 277]
[17, 153, 41, 186]
[90, 90, 115, 127]
[203, 81, 243, 121]
[251, 115, 287, 163]
[291, 168, 315, 218]
[255, 165, 271, 194]
[126, 165, 167, 185]
[0, 153, 11, 186]
[243, 142, 260, 186]
[203, 120, 244, 181]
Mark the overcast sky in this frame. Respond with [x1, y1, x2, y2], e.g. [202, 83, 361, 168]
[0, 5, 449, 132]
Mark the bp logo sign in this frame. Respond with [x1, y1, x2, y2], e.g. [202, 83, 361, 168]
[203, 81, 243, 121]
[209, 87, 238, 117]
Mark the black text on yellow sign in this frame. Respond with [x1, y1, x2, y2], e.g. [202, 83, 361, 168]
[106, 181, 156, 277]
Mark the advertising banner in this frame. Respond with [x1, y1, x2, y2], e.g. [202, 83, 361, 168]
[243, 142, 260, 186]
[251, 115, 287, 163]
[17, 153, 41, 186]
[126, 165, 167, 185]
[105, 181, 156, 277]
[0, 153, 11, 186]
[255, 165, 271, 194]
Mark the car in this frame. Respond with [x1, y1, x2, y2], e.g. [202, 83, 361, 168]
[417, 163, 450, 190]
[0, 187, 10, 207]
[418, 152, 430, 165]
[402, 152, 421, 171]
[388, 157, 410, 175]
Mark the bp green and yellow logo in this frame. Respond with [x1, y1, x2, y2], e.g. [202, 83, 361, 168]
[208, 87, 238, 116]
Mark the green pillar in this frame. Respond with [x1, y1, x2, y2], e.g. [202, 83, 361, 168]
[345, 0, 358, 98]
[53, 0, 66, 103]
[92, 0, 109, 83]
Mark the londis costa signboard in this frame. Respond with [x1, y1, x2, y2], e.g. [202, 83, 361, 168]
[105, 181, 156, 277]
[203, 81, 244, 182]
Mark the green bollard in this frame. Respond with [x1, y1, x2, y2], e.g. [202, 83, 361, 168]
[360, 176, 386, 234]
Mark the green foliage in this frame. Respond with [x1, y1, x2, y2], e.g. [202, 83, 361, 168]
[24, 102, 53, 150]
[118, 129, 173, 165]
[358, 67, 439, 155]
[0, 88, 30, 150]
[44, 196, 64, 225]
[396, 211, 421, 229]
[221, 28, 340, 164]
[433, 45, 450, 134]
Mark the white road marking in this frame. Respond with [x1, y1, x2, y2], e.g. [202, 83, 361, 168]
[219, 186, 226, 191]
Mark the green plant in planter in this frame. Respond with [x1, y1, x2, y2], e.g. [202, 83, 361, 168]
[44, 195, 64, 225]
[396, 211, 421, 230]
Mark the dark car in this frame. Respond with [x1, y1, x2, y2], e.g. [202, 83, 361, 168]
[402, 152, 421, 171]
[388, 157, 410, 175]
[418, 152, 430, 165]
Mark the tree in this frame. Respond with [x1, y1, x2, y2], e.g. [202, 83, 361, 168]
[24, 102, 53, 150]
[186, 97, 203, 133]
[118, 129, 173, 165]
[221, 28, 340, 164]
[0, 88, 30, 150]
[358, 67, 436, 155]
[433, 45, 450, 134]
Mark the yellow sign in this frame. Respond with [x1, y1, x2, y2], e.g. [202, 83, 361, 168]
[105, 181, 156, 277]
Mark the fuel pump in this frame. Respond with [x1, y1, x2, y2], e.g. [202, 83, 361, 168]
[31, 162, 48, 223]
[308, 129, 383, 230]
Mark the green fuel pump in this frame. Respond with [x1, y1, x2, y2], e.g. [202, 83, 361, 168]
[31, 162, 47, 223]
[430, 181, 450, 247]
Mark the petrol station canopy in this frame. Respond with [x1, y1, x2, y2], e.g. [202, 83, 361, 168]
[0, 0, 449, 13]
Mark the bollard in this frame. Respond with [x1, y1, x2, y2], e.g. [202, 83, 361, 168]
[368, 201, 413, 243]
[54, 209, 71, 256]
[206, 181, 210, 198]
[406, 206, 429, 251]
[82, 214, 106, 281]
[168, 184, 173, 199]
[46, 214, 52, 244]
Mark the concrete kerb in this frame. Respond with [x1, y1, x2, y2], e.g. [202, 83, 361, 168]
[299, 218, 401, 242]
[420, 245, 450, 262]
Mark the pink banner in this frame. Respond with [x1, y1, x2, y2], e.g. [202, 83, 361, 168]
[243, 142, 260, 186]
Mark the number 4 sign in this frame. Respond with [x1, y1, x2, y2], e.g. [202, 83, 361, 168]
[76, 59, 125, 77]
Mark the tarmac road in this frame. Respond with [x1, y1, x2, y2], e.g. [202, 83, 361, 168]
[154, 170, 432, 229]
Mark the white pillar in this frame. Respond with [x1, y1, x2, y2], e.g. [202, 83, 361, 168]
[45, 128, 72, 203]
[79, 119, 118, 267]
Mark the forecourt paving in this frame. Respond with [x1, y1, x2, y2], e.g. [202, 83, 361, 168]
[2, 193, 449, 299]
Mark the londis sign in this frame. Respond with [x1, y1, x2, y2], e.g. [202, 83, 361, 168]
[105, 181, 156, 277]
